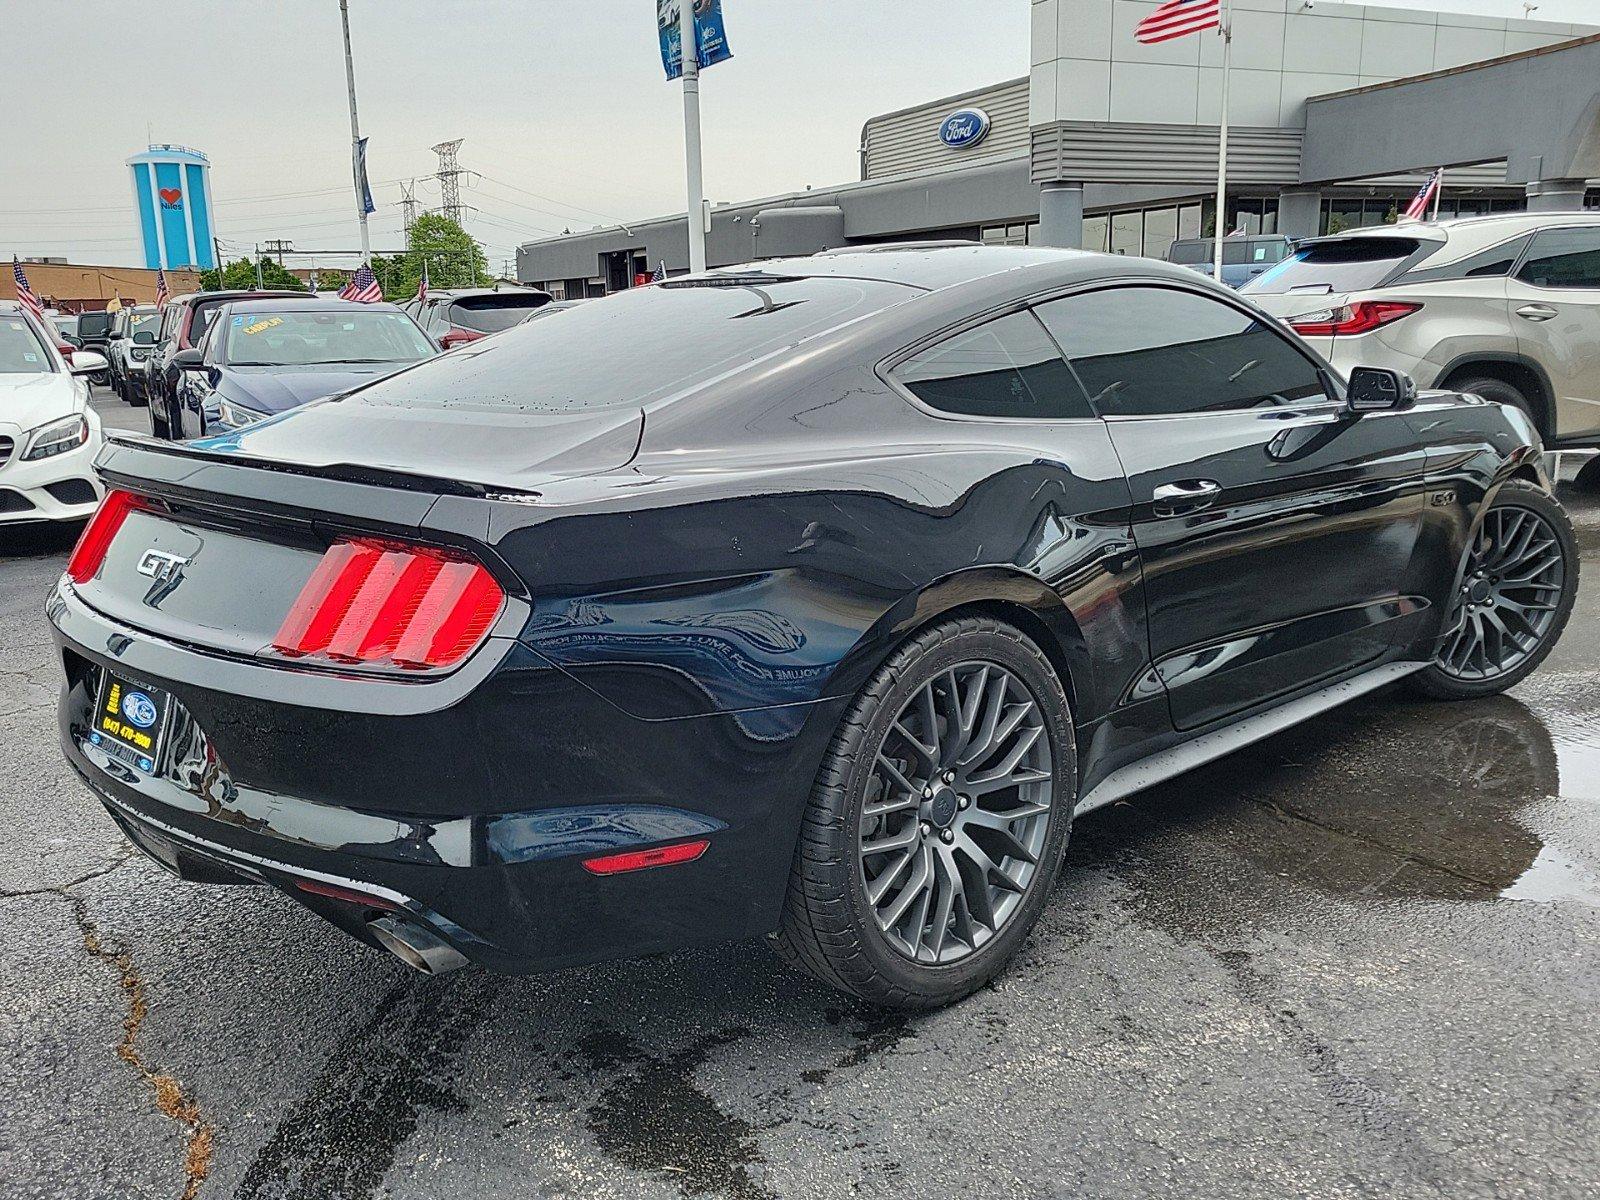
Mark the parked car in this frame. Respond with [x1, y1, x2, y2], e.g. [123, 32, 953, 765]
[71, 309, 114, 386]
[50, 246, 1576, 1007]
[1167, 234, 1294, 287]
[168, 297, 436, 438]
[147, 290, 303, 439]
[1242, 212, 1600, 454]
[105, 305, 160, 406]
[406, 286, 553, 349]
[48, 313, 87, 368]
[0, 302, 105, 526]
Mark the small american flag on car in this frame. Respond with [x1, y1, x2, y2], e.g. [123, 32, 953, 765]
[12, 256, 45, 322]
[1134, 0, 1221, 44]
[155, 267, 170, 308]
[1402, 168, 1444, 221]
[339, 263, 383, 303]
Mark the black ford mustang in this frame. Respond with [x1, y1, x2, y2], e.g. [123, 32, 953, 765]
[50, 245, 1577, 1008]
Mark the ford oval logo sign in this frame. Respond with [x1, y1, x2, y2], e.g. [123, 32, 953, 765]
[122, 691, 159, 730]
[938, 107, 991, 150]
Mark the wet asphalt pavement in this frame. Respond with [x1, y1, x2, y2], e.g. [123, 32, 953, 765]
[3, 392, 1599, 1200]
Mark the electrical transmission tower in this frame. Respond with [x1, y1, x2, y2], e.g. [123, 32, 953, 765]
[398, 180, 419, 241]
[431, 139, 466, 224]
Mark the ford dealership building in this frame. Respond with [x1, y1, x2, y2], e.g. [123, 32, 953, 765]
[516, 1, 1599, 297]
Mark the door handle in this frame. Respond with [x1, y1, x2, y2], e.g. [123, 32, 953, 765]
[1516, 303, 1559, 322]
[1152, 479, 1221, 515]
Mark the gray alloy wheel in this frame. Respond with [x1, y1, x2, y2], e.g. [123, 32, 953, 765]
[859, 662, 1053, 964]
[774, 615, 1075, 1009]
[1410, 480, 1577, 700]
[1435, 503, 1565, 680]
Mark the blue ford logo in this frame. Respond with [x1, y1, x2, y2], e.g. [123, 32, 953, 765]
[122, 691, 158, 729]
[938, 107, 991, 149]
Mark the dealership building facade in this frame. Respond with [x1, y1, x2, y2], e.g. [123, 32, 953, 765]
[517, 1, 1599, 296]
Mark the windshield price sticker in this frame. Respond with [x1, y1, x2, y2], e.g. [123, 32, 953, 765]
[242, 316, 285, 335]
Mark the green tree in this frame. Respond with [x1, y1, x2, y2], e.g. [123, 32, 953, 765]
[199, 257, 307, 293]
[385, 214, 490, 300]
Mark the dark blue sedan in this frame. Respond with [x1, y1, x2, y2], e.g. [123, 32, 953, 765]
[169, 297, 437, 438]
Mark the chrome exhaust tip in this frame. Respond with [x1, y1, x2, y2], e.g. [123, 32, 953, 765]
[367, 915, 469, 975]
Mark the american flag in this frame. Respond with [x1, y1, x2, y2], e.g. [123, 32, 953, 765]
[339, 263, 382, 303]
[12, 257, 44, 323]
[1402, 168, 1445, 221]
[649, 261, 666, 284]
[1134, 0, 1221, 44]
[154, 267, 170, 308]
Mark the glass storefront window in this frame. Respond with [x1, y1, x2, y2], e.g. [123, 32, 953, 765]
[1179, 205, 1201, 240]
[1082, 215, 1108, 253]
[1143, 207, 1178, 260]
[1111, 210, 1142, 257]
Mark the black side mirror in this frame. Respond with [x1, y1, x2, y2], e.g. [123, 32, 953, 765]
[172, 348, 207, 371]
[1346, 366, 1416, 413]
[133, 331, 156, 346]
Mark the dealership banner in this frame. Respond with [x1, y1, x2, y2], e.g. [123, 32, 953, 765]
[355, 136, 376, 216]
[658, 0, 732, 80]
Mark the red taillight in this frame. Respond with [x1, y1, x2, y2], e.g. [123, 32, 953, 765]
[439, 328, 481, 350]
[1287, 300, 1421, 338]
[581, 839, 710, 876]
[271, 538, 504, 671]
[65, 490, 145, 584]
[56, 341, 75, 365]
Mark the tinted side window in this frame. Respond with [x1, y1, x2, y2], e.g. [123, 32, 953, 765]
[1400, 234, 1532, 285]
[1036, 287, 1327, 418]
[1517, 227, 1600, 289]
[893, 311, 1093, 420]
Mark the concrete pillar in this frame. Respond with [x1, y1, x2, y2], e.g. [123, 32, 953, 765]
[1277, 189, 1323, 239]
[1525, 178, 1589, 212]
[1038, 181, 1085, 249]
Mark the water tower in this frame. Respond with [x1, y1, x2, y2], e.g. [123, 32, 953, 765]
[127, 145, 217, 271]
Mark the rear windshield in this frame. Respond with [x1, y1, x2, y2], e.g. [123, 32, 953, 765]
[76, 312, 111, 337]
[1168, 241, 1209, 265]
[449, 294, 552, 334]
[224, 309, 435, 367]
[0, 316, 52, 374]
[349, 275, 914, 414]
[1242, 237, 1422, 295]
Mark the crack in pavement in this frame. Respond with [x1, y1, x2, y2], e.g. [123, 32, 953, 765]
[62, 882, 216, 1200]
[0, 851, 134, 901]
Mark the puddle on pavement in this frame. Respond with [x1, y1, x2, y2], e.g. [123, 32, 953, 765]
[1076, 689, 1600, 913]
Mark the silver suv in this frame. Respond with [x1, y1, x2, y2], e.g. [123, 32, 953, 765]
[1242, 213, 1600, 448]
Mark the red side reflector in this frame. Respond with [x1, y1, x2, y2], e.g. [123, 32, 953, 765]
[581, 839, 710, 876]
[294, 878, 398, 911]
[1287, 300, 1421, 338]
[65, 489, 145, 584]
[271, 538, 504, 671]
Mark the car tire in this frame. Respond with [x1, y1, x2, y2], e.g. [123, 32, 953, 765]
[1452, 375, 1537, 431]
[1574, 454, 1600, 494]
[149, 394, 170, 439]
[1407, 479, 1578, 701]
[773, 615, 1077, 1009]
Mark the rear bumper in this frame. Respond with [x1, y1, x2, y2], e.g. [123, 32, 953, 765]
[49, 580, 844, 974]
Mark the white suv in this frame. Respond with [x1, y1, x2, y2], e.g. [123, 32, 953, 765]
[1242, 213, 1600, 449]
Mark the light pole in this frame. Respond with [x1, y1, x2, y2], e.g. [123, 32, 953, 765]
[339, 0, 371, 266]
[678, 0, 706, 273]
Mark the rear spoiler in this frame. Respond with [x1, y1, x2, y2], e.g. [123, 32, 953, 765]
[101, 431, 539, 503]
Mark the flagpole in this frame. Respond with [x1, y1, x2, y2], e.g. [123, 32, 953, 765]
[1431, 167, 1445, 221]
[678, 0, 707, 274]
[339, 0, 371, 267]
[1212, 0, 1232, 284]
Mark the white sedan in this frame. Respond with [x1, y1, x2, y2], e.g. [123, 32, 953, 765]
[0, 303, 106, 526]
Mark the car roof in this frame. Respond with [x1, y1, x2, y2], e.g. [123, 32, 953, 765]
[1314, 210, 1598, 247]
[220, 296, 402, 313]
[435, 287, 553, 302]
[721, 243, 1197, 293]
[168, 290, 304, 306]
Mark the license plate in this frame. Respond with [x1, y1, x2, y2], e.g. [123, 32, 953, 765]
[89, 670, 171, 774]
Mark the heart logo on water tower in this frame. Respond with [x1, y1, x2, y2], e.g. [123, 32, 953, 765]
[158, 188, 183, 208]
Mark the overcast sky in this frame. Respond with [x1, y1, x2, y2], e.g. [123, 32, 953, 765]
[0, 0, 1592, 270]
